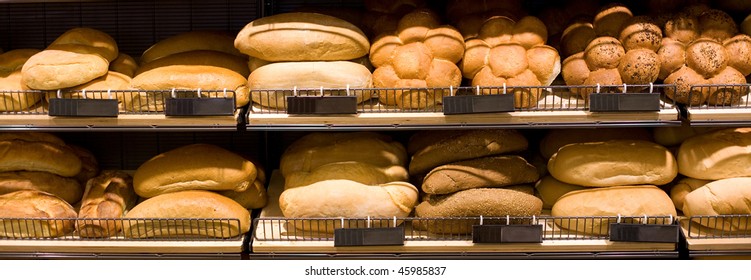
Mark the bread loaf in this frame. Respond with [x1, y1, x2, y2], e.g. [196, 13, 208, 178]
[44, 71, 133, 111]
[141, 31, 245, 64]
[535, 175, 585, 209]
[653, 126, 719, 147]
[0, 190, 77, 238]
[135, 50, 250, 78]
[552, 186, 677, 235]
[0, 171, 83, 204]
[279, 179, 419, 233]
[539, 128, 653, 159]
[0, 131, 65, 145]
[422, 155, 539, 195]
[284, 161, 408, 190]
[414, 186, 542, 234]
[0, 49, 41, 111]
[22, 44, 110, 90]
[217, 179, 268, 209]
[683, 177, 751, 231]
[547, 140, 678, 187]
[280, 132, 407, 177]
[123, 190, 251, 238]
[678, 127, 751, 180]
[133, 143, 257, 198]
[235, 12, 370, 61]
[76, 171, 136, 238]
[408, 129, 528, 176]
[0, 139, 82, 177]
[248, 61, 373, 109]
[670, 177, 710, 211]
[48, 27, 118, 61]
[109, 53, 138, 77]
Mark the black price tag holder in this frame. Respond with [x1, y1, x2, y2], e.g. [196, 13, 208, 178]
[589, 84, 661, 112]
[165, 89, 235, 116]
[443, 85, 516, 115]
[609, 215, 679, 243]
[334, 217, 405, 247]
[472, 215, 543, 244]
[48, 90, 119, 117]
[286, 86, 357, 115]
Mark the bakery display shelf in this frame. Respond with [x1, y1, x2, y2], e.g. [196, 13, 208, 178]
[682, 84, 751, 125]
[680, 215, 751, 257]
[246, 85, 681, 130]
[249, 171, 678, 258]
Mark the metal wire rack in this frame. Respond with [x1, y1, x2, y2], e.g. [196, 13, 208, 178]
[248, 84, 676, 114]
[685, 84, 751, 108]
[0, 90, 46, 114]
[686, 215, 751, 239]
[252, 215, 676, 242]
[0, 217, 244, 241]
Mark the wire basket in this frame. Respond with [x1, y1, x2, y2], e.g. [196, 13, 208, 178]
[685, 84, 751, 108]
[686, 215, 751, 239]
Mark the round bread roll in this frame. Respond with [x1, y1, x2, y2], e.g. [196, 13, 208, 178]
[584, 37, 625, 70]
[560, 21, 596, 58]
[422, 155, 539, 195]
[217, 179, 267, 210]
[141, 31, 245, 64]
[678, 127, 751, 180]
[685, 38, 728, 78]
[0, 190, 77, 238]
[658, 38, 687, 80]
[552, 185, 677, 235]
[414, 186, 542, 234]
[723, 35, 751, 76]
[683, 177, 751, 231]
[706, 67, 748, 106]
[618, 49, 660, 84]
[664, 12, 699, 44]
[0, 139, 82, 177]
[123, 190, 251, 238]
[284, 161, 408, 190]
[561, 53, 590, 87]
[109, 53, 138, 77]
[664, 65, 707, 105]
[535, 175, 585, 209]
[235, 12, 369, 61]
[619, 16, 662, 52]
[279, 179, 419, 233]
[0, 171, 83, 204]
[548, 140, 678, 187]
[593, 4, 633, 37]
[698, 9, 737, 42]
[670, 177, 710, 211]
[133, 143, 258, 198]
[539, 127, 653, 159]
[22, 44, 109, 90]
[49, 27, 118, 61]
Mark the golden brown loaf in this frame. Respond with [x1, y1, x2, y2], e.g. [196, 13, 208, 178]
[22, 44, 110, 90]
[76, 170, 136, 238]
[235, 12, 370, 61]
[652, 126, 719, 147]
[422, 155, 539, 195]
[135, 50, 250, 78]
[141, 31, 246, 64]
[217, 179, 268, 210]
[279, 179, 419, 233]
[280, 132, 407, 177]
[552, 185, 677, 235]
[669, 177, 710, 211]
[539, 127, 654, 159]
[408, 129, 528, 176]
[0, 49, 42, 111]
[123, 190, 251, 238]
[682, 177, 751, 231]
[0, 190, 77, 238]
[48, 27, 118, 61]
[0, 171, 83, 204]
[45, 71, 133, 111]
[547, 140, 678, 187]
[109, 53, 138, 77]
[133, 143, 258, 198]
[284, 161, 408, 190]
[535, 175, 585, 209]
[0, 138, 82, 177]
[677, 127, 751, 180]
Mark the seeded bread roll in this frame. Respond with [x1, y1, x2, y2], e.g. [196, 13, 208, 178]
[0, 190, 77, 238]
[76, 171, 136, 238]
[683, 177, 751, 231]
[0, 171, 83, 204]
[422, 156, 539, 195]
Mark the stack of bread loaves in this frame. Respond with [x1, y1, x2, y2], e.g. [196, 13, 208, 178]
[127, 143, 266, 238]
[278, 132, 418, 233]
[369, 9, 464, 109]
[561, 4, 664, 98]
[131, 31, 251, 111]
[0, 132, 100, 238]
[0, 49, 41, 111]
[408, 129, 542, 234]
[235, 13, 373, 109]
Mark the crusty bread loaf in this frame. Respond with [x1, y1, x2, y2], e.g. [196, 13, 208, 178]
[48, 27, 118, 61]
[422, 155, 539, 195]
[0, 139, 82, 177]
[552, 185, 677, 235]
[235, 12, 370, 61]
[22, 44, 110, 90]
[248, 61, 373, 109]
[539, 128, 653, 159]
[535, 175, 585, 209]
[136, 50, 250, 78]
[0, 171, 83, 204]
[141, 31, 245, 64]
[217, 179, 267, 209]
[547, 140, 678, 187]
[683, 177, 751, 231]
[678, 127, 751, 180]
[414, 186, 542, 234]
[76, 170, 136, 238]
[284, 161, 408, 190]
[123, 190, 251, 238]
[109, 53, 138, 77]
[670, 177, 710, 211]
[133, 143, 257, 198]
[0, 190, 77, 238]
[280, 132, 407, 177]
[279, 179, 419, 233]
[408, 129, 528, 176]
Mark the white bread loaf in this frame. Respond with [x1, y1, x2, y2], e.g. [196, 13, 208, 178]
[248, 61, 373, 109]
[217, 179, 268, 210]
[539, 127, 653, 159]
[140, 31, 245, 64]
[279, 179, 418, 233]
[0, 138, 82, 177]
[109, 53, 138, 77]
[678, 127, 751, 180]
[280, 132, 407, 178]
[0, 49, 42, 111]
[48, 27, 118, 61]
[0, 171, 83, 204]
[22, 44, 110, 90]
[653, 126, 719, 147]
[535, 175, 585, 209]
[284, 161, 408, 190]
[683, 177, 751, 231]
[0, 190, 77, 238]
[670, 177, 710, 211]
[548, 140, 678, 187]
[76, 170, 136, 238]
[422, 155, 539, 195]
[133, 143, 258, 198]
[552, 185, 677, 235]
[136, 50, 250, 78]
[235, 12, 370, 61]
[123, 190, 251, 238]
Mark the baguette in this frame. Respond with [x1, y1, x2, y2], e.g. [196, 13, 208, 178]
[76, 171, 136, 238]
[0, 190, 77, 238]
